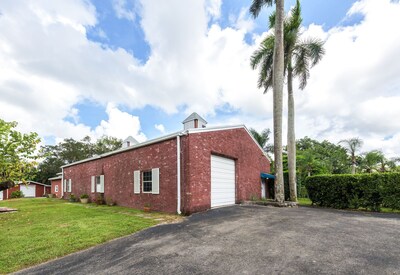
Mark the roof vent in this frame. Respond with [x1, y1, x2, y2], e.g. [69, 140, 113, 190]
[182, 112, 207, 130]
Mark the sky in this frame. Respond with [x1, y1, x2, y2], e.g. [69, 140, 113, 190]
[0, 0, 399, 158]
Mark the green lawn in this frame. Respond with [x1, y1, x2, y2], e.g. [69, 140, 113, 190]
[0, 198, 181, 274]
[297, 197, 400, 213]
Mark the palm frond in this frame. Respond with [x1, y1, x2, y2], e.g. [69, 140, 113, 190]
[249, 0, 274, 19]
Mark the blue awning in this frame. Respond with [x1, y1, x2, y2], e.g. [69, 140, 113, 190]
[261, 172, 275, 179]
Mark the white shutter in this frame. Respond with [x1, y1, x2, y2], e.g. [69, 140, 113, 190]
[134, 170, 140, 194]
[68, 179, 72, 192]
[91, 176, 95, 193]
[99, 175, 105, 193]
[152, 168, 159, 195]
[63, 180, 66, 192]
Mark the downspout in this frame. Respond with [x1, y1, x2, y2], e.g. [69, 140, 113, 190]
[61, 167, 64, 198]
[176, 135, 181, 214]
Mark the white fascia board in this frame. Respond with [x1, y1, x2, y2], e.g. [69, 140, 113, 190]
[187, 124, 271, 162]
[48, 176, 62, 181]
[61, 131, 182, 168]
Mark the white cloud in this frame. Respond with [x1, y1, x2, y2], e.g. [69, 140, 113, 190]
[112, 0, 135, 21]
[154, 124, 166, 134]
[94, 103, 146, 142]
[0, 0, 399, 159]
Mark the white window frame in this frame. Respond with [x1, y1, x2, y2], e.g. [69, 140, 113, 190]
[55, 185, 58, 193]
[142, 171, 152, 193]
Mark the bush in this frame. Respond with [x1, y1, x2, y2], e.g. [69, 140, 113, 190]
[68, 194, 77, 202]
[305, 173, 400, 211]
[80, 194, 89, 199]
[11, 190, 24, 198]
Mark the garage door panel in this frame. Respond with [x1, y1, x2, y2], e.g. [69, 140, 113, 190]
[211, 155, 235, 208]
[20, 185, 35, 197]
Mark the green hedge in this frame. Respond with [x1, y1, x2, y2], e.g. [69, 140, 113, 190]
[305, 173, 400, 211]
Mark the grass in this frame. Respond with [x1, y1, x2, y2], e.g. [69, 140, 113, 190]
[0, 198, 181, 274]
[297, 197, 400, 213]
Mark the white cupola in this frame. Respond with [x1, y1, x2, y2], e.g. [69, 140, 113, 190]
[182, 112, 207, 130]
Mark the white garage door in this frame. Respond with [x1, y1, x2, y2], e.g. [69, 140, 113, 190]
[20, 184, 36, 197]
[211, 155, 235, 208]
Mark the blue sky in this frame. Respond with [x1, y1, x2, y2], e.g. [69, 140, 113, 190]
[1, 0, 400, 157]
[79, 0, 360, 139]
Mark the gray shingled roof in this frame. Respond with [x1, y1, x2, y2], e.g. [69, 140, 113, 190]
[182, 112, 207, 124]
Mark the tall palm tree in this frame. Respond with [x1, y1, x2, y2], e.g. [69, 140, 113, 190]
[251, 0, 325, 202]
[339, 138, 363, 174]
[250, 0, 285, 203]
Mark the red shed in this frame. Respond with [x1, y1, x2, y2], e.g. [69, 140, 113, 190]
[61, 113, 271, 214]
[49, 175, 62, 198]
[0, 181, 51, 200]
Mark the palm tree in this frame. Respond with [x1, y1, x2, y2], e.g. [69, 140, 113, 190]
[251, 0, 325, 202]
[249, 128, 271, 150]
[360, 150, 381, 173]
[250, 0, 285, 203]
[339, 138, 363, 174]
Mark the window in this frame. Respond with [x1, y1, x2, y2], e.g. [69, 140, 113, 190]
[96, 176, 101, 186]
[55, 185, 58, 192]
[142, 171, 152, 193]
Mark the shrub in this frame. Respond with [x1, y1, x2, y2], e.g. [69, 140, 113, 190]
[68, 194, 76, 202]
[80, 194, 89, 199]
[95, 193, 104, 205]
[11, 190, 24, 198]
[305, 173, 400, 211]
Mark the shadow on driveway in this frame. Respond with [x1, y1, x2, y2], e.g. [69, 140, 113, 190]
[16, 205, 400, 275]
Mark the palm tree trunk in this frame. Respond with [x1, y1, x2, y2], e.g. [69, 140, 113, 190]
[287, 64, 297, 202]
[273, 0, 285, 203]
[351, 156, 356, 174]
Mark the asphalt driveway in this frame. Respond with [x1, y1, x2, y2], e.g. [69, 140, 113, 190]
[16, 205, 400, 275]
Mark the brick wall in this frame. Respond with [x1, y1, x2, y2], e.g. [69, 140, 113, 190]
[63, 138, 178, 213]
[182, 128, 270, 214]
[51, 179, 62, 198]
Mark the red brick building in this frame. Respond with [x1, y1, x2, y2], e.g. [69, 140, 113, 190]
[49, 174, 62, 198]
[0, 181, 51, 200]
[61, 113, 271, 214]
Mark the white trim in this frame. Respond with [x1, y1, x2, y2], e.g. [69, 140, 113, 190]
[48, 176, 62, 181]
[61, 168, 64, 197]
[133, 170, 140, 194]
[61, 124, 270, 168]
[187, 125, 271, 161]
[176, 135, 181, 214]
[142, 170, 152, 193]
[151, 168, 159, 195]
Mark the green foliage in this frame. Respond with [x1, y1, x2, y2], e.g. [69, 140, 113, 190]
[249, 128, 271, 150]
[80, 193, 89, 199]
[0, 119, 40, 183]
[10, 190, 24, 198]
[305, 173, 400, 211]
[35, 135, 122, 184]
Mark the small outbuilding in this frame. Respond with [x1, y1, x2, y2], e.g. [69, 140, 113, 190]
[0, 181, 51, 200]
[49, 174, 63, 198]
[60, 113, 271, 214]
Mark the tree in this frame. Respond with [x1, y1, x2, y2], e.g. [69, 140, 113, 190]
[339, 138, 363, 174]
[249, 128, 271, 150]
[35, 136, 122, 184]
[250, 0, 285, 203]
[0, 119, 40, 191]
[251, 1, 325, 201]
[360, 150, 381, 173]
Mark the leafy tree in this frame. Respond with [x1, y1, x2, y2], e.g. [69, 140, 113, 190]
[35, 136, 122, 184]
[250, 0, 285, 203]
[251, 0, 325, 202]
[0, 119, 40, 191]
[339, 137, 363, 174]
